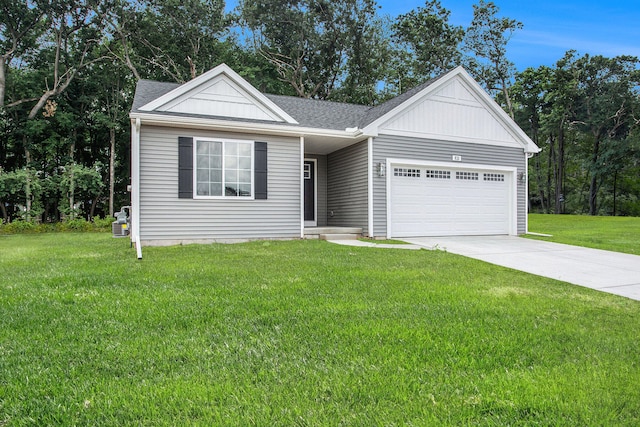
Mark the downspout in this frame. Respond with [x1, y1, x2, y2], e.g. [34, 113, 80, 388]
[132, 118, 142, 259]
[300, 136, 305, 238]
[367, 137, 374, 237]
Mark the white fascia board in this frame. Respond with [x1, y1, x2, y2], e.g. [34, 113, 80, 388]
[129, 112, 365, 140]
[138, 64, 299, 125]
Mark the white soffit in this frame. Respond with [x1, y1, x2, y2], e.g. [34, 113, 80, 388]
[138, 64, 298, 124]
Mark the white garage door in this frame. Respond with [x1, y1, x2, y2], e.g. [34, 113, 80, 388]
[389, 165, 513, 237]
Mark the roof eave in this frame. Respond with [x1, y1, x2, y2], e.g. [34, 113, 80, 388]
[129, 112, 366, 140]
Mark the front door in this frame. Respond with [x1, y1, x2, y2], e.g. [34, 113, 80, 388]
[304, 160, 316, 226]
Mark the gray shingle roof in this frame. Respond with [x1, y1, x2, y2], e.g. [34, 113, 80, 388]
[131, 76, 440, 131]
[265, 94, 370, 130]
[131, 79, 180, 111]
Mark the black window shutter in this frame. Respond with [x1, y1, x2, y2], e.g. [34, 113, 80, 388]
[178, 137, 193, 198]
[254, 142, 268, 199]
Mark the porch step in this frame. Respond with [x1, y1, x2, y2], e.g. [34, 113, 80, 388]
[319, 233, 360, 241]
[304, 227, 362, 240]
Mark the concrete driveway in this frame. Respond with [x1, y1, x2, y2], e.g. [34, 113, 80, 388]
[403, 236, 640, 301]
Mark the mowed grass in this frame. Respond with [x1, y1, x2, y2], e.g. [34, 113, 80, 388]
[1, 234, 640, 426]
[527, 214, 640, 255]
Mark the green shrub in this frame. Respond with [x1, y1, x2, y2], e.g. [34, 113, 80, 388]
[93, 216, 116, 230]
[0, 220, 39, 234]
[0, 217, 115, 234]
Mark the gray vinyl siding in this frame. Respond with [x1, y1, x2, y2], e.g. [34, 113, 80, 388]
[139, 125, 301, 242]
[372, 134, 527, 236]
[327, 140, 368, 233]
[304, 154, 328, 226]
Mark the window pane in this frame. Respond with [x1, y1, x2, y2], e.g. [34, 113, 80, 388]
[225, 169, 237, 183]
[211, 169, 222, 183]
[197, 155, 209, 169]
[225, 155, 237, 169]
[196, 142, 209, 155]
[197, 169, 209, 182]
[210, 183, 222, 196]
[210, 155, 221, 169]
[238, 184, 251, 197]
[210, 142, 222, 155]
[197, 183, 209, 196]
[225, 184, 238, 196]
[239, 156, 251, 169]
[225, 142, 238, 156]
[237, 144, 251, 157]
[239, 170, 251, 183]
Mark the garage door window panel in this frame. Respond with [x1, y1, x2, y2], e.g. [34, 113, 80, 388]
[394, 168, 421, 177]
[426, 170, 450, 179]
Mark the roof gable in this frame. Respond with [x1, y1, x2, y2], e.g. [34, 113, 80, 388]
[138, 64, 298, 124]
[363, 67, 539, 153]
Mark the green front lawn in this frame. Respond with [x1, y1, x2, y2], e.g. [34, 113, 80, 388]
[528, 213, 640, 255]
[1, 234, 639, 425]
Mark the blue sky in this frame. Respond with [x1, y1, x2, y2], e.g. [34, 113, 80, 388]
[376, 0, 640, 70]
[227, 0, 640, 71]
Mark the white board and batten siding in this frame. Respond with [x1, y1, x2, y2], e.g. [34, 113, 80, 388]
[155, 75, 285, 122]
[381, 77, 522, 148]
[139, 125, 301, 243]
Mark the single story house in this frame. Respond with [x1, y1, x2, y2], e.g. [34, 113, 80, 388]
[129, 63, 540, 253]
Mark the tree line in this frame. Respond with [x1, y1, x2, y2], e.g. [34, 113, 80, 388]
[1, 0, 638, 223]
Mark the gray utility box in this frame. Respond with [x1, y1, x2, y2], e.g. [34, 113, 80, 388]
[112, 206, 131, 238]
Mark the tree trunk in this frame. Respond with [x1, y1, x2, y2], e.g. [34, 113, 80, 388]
[0, 56, 6, 108]
[589, 174, 598, 215]
[0, 201, 7, 223]
[547, 136, 555, 214]
[554, 125, 565, 214]
[68, 136, 76, 220]
[24, 138, 32, 222]
[589, 138, 601, 215]
[90, 197, 99, 220]
[613, 170, 618, 216]
[534, 155, 546, 213]
[109, 127, 116, 216]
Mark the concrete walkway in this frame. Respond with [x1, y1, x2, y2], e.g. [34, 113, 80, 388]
[402, 236, 640, 301]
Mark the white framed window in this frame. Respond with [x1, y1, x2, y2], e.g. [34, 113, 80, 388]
[425, 170, 451, 179]
[484, 173, 505, 182]
[194, 138, 254, 198]
[394, 168, 421, 177]
[456, 171, 479, 180]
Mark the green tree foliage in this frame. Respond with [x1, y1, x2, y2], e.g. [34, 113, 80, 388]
[0, 168, 43, 221]
[239, 0, 385, 101]
[464, 0, 522, 118]
[390, 0, 464, 92]
[513, 53, 640, 216]
[108, 0, 234, 83]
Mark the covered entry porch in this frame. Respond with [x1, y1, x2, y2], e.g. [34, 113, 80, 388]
[301, 134, 371, 236]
